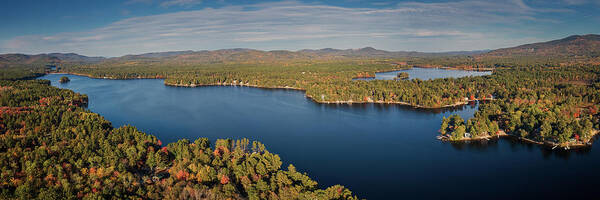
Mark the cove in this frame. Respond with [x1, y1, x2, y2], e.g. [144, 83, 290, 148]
[40, 74, 600, 199]
[353, 67, 492, 81]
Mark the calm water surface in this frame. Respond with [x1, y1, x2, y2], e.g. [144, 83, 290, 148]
[354, 67, 492, 80]
[41, 73, 599, 199]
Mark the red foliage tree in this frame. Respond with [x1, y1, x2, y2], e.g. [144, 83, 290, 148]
[176, 170, 189, 180]
[220, 175, 230, 184]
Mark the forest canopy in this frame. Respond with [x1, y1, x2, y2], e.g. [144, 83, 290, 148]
[0, 68, 357, 199]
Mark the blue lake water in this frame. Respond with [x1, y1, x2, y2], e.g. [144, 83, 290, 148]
[353, 67, 492, 80]
[40, 73, 600, 200]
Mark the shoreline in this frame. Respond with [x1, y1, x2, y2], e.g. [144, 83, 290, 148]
[439, 130, 599, 150]
[349, 66, 411, 80]
[413, 65, 495, 72]
[437, 130, 509, 141]
[164, 82, 306, 91]
[47, 72, 164, 80]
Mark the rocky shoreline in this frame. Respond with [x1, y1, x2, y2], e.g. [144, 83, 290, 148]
[438, 130, 599, 150]
[437, 130, 508, 141]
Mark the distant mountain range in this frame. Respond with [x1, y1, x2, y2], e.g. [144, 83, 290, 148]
[120, 50, 195, 59]
[0, 47, 489, 67]
[0, 54, 61, 67]
[480, 34, 600, 58]
[1, 34, 599, 67]
[46, 53, 105, 63]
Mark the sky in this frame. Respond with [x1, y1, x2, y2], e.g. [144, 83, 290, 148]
[0, 0, 599, 57]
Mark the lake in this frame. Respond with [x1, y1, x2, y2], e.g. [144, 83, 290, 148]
[353, 67, 492, 81]
[40, 73, 600, 199]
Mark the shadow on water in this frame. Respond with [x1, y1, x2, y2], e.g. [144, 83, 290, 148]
[447, 135, 594, 159]
[317, 100, 478, 114]
[446, 138, 501, 152]
[541, 146, 592, 159]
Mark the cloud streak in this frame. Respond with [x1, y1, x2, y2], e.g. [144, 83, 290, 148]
[161, 0, 202, 7]
[0, 0, 584, 57]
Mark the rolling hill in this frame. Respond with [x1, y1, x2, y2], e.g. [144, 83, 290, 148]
[480, 34, 600, 58]
[0, 54, 60, 67]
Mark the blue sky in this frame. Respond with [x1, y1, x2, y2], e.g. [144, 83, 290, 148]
[1, 0, 599, 57]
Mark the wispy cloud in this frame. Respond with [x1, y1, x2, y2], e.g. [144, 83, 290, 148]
[125, 0, 153, 5]
[0, 0, 583, 56]
[562, 0, 590, 5]
[161, 0, 202, 7]
[125, 0, 202, 7]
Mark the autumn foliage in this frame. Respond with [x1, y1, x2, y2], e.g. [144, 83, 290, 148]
[0, 79, 358, 200]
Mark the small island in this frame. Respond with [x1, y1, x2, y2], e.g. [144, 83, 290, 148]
[59, 76, 70, 83]
[394, 72, 409, 80]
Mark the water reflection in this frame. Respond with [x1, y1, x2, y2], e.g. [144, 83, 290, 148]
[446, 135, 594, 159]
[317, 101, 477, 114]
[353, 67, 492, 81]
[446, 138, 501, 152]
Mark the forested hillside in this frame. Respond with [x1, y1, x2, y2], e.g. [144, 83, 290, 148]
[482, 34, 600, 58]
[475, 34, 600, 65]
[0, 54, 60, 67]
